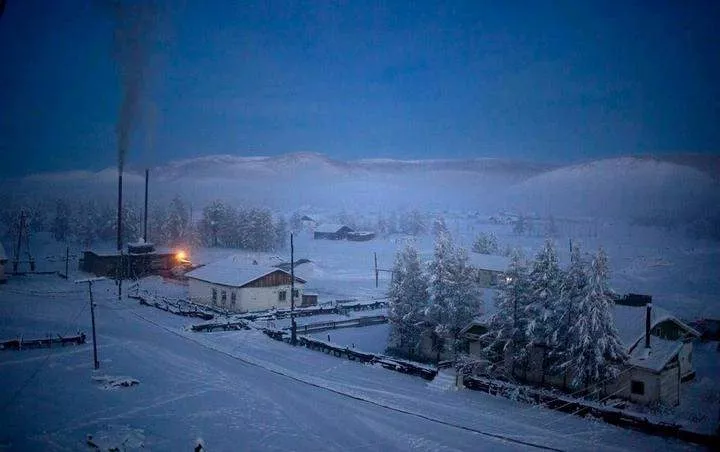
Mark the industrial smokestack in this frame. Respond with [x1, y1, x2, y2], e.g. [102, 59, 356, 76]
[144, 168, 149, 243]
[645, 302, 652, 349]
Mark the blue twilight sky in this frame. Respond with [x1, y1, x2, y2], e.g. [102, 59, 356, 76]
[1, 0, 719, 177]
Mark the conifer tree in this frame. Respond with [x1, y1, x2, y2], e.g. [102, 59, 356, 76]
[561, 248, 628, 389]
[387, 242, 428, 358]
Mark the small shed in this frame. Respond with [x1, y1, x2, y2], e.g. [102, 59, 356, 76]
[0, 243, 7, 284]
[186, 255, 307, 313]
[314, 224, 354, 240]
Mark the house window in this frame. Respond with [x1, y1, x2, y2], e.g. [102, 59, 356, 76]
[278, 290, 287, 302]
[630, 380, 645, 395]
[221, 290, 227, 306]
[230, 292, 236, 307]
[211, 288, 218, 305]
[292, 289, 299, 298]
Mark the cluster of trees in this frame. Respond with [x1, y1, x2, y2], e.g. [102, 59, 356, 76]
[198, 200, 286, 252]
[387, 219, 483, 362]
[481, 241, 627, 389]
[472, 232, 499, 254]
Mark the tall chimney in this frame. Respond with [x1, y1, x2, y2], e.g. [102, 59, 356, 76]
[645, 302, 652, 349]
[143, 168, 149, 243]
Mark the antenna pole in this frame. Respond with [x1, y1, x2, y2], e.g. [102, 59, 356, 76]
[143, 168, 149, 243]
[374, 252, 379, 288]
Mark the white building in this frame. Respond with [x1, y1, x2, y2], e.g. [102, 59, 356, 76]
[0, 243, 7, 284]
[186, 256, 306, 313]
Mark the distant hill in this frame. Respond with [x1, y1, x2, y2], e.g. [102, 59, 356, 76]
[3, 152, 718, 222]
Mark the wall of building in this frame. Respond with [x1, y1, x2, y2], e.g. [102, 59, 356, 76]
[678, 341, 694, 378]
[0, 260, 6, 283]
[188, 279, 304, 313]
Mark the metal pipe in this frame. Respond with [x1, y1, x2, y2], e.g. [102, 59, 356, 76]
[645, 302, 652, 349]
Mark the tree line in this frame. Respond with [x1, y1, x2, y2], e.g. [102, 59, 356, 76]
[0, 197, 287, 253]
[387, 231, 628, 390]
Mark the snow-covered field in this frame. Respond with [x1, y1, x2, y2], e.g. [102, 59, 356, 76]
[0, 275, 703, 451]
[309, 323, 391, 355]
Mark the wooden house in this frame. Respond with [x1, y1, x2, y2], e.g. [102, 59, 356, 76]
[313, 224, 354, 240]
[186, 255, 306, 313]
[0, 243, 7, 284]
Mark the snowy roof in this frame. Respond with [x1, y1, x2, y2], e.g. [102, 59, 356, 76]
[467, 254, 510, 272]
[627, 338, 684, 373]
[315, 224, 353, 233]
[611, 304, 700, 351]
[0, 243, 6, 262]
[186, 255, 306, 288]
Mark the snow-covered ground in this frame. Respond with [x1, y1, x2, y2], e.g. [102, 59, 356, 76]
[308, 323, 391, 355]
[0, 275, 702, 451]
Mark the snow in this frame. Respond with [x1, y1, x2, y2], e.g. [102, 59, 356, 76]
[627, 339, 684, 373]
[0, 274, 698, 451]
[309, 323, 391, 355]
[185, 257, 305, 287]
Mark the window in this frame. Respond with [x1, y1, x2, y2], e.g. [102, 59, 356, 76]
[212, 288, 218, 305]
[221, 290, 227, 306]
[630, 380, 645, 395]
[292, 289, 299, 298]
[278, 290, 287, 302]
[231, 292, 237, 307]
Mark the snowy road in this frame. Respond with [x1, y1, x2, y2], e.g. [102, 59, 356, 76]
[0, 276, 700, 451]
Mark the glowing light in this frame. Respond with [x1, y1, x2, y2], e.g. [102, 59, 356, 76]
[176, 250, 187, 262]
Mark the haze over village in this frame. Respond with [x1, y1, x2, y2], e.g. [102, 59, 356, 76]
[1, 1, 719, 451]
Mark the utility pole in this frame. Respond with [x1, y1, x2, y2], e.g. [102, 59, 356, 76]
[290, 232, 297, 345]
[374, 252, 379, 288]
[75, 277, 105, 370]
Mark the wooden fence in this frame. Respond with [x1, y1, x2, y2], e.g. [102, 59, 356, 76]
[463, 375, 718, 448]
[1, 333, 86, 351]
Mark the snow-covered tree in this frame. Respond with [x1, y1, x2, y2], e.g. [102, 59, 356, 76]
[513, 215, 527, 235]
[547, 243, 588, 377]
[560, 248, 627, 389]
[472, 232, 499, 254]
[164, 196, 191, 245]
[482, 250, 531, 374]
[51, 198, 71, 242]
[524, 240, 563, 353]
[399, 209, 426, 236]
[274, 216, 288, 250]
[425, 229, 483, 361]
[387, 242, 428, 358]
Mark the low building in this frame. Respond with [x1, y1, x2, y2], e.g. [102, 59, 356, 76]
[467, 254, 510, 288]
[347, 231, 375, 242]
[462, 294, 700, 406]
[186, 255, 306, 313]
[313, 224, 354, 240]
[79, 243, 179, 278]
[0, 243, 7, 284]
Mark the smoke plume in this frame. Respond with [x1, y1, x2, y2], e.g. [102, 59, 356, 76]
[111, 1, 157, 171]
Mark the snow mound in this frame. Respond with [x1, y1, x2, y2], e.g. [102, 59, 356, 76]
[86, 425, 144, 451]
[92, 375, 140, 390]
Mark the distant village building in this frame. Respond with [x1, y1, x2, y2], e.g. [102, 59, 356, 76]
[467, 254, 511, 288]
[186, 255, 306, 313]
[0, 243, 7, 284]
[461, 294, 700, 406]
[347, 231, 376, 242]
[314, 224, 354, 240]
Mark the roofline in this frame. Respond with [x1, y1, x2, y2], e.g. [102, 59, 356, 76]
[186, 267, 306, 288]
